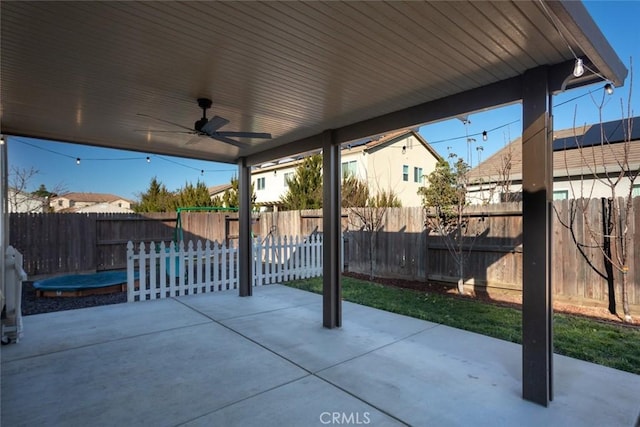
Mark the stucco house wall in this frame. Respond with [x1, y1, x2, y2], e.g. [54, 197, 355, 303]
[250, 129, 441, 209]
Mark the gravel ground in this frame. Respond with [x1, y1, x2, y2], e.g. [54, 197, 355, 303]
[21, 281, 127, 316]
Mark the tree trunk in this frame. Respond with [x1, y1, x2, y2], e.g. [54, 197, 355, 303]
[602, 198, 617, 315]
[457, 259, 465, 295]
[622, 270, 632, 322]
[368, 231, 375, 280]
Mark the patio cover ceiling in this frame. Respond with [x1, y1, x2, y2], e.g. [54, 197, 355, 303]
[0, 1, 627, 166]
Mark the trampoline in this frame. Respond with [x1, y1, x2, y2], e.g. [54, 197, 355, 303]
[33, 270, 138, 297]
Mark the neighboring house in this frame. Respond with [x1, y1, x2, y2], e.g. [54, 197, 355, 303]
[208, 183, 233, 204]
[467, 117, 640, 204]
[8, 188, 47, 213]
[251, 128, 441, 210]
[50, 192, 134, 213]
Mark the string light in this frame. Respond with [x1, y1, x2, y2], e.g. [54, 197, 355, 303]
[482, 130, 488, 141]
[402, 146, 406, 154]
[573, 58, 584, 77]
[12, 137, 235, 174]
[428, 119, 520, 145]
[604, 83, 614, 95]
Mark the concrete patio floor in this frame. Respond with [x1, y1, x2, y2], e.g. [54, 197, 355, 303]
[2, 284, 639, 426]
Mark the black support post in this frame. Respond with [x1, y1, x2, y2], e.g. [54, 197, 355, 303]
[322, 130, 341, 328]
[521, 66, 553, 406]
[238, 156, 252, 297]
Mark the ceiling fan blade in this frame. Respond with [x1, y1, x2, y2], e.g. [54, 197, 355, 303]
[185, 135, 204, 146]
[215, 131, 272, 139]
[134, 129, 194, 134]
[136, 113, 195, 132]
[209, 134, 249, 148]
[201, 115, 230, 134]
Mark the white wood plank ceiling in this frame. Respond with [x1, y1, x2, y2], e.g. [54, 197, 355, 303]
[0, 1, 627, 164]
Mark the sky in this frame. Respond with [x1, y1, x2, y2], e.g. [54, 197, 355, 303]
[5, 1, 639, 202]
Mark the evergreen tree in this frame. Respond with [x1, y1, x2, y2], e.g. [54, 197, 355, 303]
[341, 175, 369, 208]
[220, 176, 256, 209]
[32, 184, 56, 199]
[134, 177, 175, 212]
[173, 181, 212, 209]
[280, 154, 323, 210]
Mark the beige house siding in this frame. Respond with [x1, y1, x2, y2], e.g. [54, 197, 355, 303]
[468, 118, 640, 204]
[364, 134, 439, 207]
[250, 129, 441, 210]
[50, 192, 133, 213]
[8, 189, 47, 213]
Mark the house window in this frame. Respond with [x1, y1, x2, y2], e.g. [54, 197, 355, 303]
[57, 200, 63, 207]
[284, 172, 294, 187]
[553, 190, 568, 201]
[341, 160, 357, 177]
[257, 177, 265, 190]
[402, 165, 409, 182]
[414, 167, 423, 183]
[632, 184, 640, 198]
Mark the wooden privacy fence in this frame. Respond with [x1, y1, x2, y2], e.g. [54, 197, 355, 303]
[9, 212, 177, 277]
[126, 235, 324, 302]
[9, 211, 255, 277]
[10, 200, 639, 309]
[344, 199, 639, 309]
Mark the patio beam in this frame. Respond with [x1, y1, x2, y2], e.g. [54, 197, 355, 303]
[238, 156, 252, 297]
[322, 129, 341, 328]
[521, 65, 553, 406]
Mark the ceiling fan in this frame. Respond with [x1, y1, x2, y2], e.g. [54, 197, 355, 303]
[137, 98, 271, 148]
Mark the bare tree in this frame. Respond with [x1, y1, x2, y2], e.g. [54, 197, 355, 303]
[495, 143, 519, 203]
[344, 174, 401, 280]
[420, 157, 488, 294]
[8, 166, 65, 213]
[555, 60, 637, 322]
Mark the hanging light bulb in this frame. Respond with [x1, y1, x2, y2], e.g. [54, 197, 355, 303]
[573, 58, 584, 77]
[402, 146, 406, 154]
[76, 157, 81, 165]
[482, 131, 488, 141]
[146, 156, 151, 163]
[200, 169, 204, 176]
[604, 83, 614, 95]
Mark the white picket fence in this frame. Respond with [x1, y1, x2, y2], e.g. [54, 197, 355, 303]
[126, 234, 324, 302]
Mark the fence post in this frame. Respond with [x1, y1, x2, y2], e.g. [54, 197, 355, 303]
[213, 240, 220, 291]
[205, 240, 212, 292]
[149, 242, 157, 300]
[127, 241, 135, 302]
[177, 241, 185, 296]
[281, 236, 287, 282]
[138, 242, 148, 301]
[159, 241, 167, 298]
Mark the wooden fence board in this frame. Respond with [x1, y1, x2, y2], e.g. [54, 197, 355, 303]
[9, 198, 639, 310]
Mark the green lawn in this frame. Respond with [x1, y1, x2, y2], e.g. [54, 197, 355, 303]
[283, 276, 640, 375]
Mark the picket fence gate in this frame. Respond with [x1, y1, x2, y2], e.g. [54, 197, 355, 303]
[126, 235, 323, 302]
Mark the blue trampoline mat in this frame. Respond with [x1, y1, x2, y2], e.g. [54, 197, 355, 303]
[34, 271, 138, 291]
